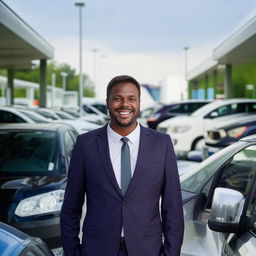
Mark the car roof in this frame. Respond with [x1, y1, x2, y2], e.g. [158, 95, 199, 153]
[0, 122, 72, 132]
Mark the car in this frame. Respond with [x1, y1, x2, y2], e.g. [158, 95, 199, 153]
[0, 123, 78, 254]
[0, 107, 49, 123]
[180, 134, 256, 255]
[205, 113, 256, 154]
[138, 103, 163, 126]
[157, 99, 256, 157]
[147, 100, 211, 129]
[0, 222, 54, 256]
[33, 108, 102, 134]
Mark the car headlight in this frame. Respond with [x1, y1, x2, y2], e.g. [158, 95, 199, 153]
[227, 126, 248, 138]
[170, 125, 191, 133]
[15, 189, 65, 217]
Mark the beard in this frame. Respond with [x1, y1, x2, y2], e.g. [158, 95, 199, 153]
[108, 108, 139, 127]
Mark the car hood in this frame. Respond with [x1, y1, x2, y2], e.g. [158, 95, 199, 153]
[211, 113, 256, 130]
[0, 176, 65, 200]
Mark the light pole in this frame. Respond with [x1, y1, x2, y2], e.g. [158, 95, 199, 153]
[74, 2, 85, 116]
[60, 72, 68, 91]
[184, 46, 189, 100]
[51, 73, 56, 108]
[92, 48, 98, 96]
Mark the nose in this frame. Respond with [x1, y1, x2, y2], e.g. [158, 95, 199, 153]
[120, 98, 129, 108]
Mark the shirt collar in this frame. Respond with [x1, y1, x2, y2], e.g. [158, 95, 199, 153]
[107, 123, 140, 144]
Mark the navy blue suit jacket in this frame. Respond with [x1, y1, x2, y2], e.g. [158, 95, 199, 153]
[60, 125, 184, 256]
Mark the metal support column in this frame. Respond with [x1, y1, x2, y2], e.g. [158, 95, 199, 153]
[39, 59, 47, 107]
[224, 64, 232, 99]
[204, 74, 208, 99]
[7, 69, 14, 106]
[213, 70, 217, 99]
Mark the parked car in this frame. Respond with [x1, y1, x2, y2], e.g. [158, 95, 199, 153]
[138, 103, 162, 126]
[0, 107, 49, 123]
[147, 100, 211, 129]
[34, 108, 101, 134]
[157, 99, 256, 157]
[205, 113, 256, 154]
[0, 222, 54, 256]
[0, 123, 78, 253]
[181, 134, 256, 255]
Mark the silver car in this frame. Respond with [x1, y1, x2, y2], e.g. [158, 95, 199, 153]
[181, 134, 256, 256]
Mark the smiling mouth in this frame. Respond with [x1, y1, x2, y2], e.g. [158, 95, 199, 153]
[117, 109, 133, 118]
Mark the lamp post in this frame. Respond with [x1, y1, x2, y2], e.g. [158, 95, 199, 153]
[74, 2, 85, 116]
[92, 48, 98, 96]
[184, 46, 189, 100]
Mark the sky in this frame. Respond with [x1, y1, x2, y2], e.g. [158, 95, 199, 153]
[4, 0, 256, 98]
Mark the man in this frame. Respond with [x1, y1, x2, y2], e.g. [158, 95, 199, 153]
[60, 75, 184, 256]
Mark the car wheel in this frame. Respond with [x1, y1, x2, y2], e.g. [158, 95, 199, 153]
[192, 137, 205, 151]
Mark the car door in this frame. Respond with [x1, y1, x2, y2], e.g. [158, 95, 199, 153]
[182, 143, 256, 256]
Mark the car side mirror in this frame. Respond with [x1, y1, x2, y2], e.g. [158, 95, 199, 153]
[208, 187, 246, 233]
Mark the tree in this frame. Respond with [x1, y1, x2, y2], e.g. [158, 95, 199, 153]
[0, 61, 95, 98]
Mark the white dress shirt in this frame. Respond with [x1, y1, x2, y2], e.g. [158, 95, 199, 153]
[107, 123, 140, 189]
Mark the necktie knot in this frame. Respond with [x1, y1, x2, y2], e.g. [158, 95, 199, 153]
[121, 137, 129, 144]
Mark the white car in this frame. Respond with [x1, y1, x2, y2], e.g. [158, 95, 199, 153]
[157, 99, 256, 156]
[34, 108, 101, 134]
[0, 107, 49, 123]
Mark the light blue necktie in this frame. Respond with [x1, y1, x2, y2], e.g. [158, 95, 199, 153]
[121, 137, 131, 195]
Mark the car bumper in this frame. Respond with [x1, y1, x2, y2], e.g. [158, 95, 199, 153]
[13, 217, 61, 249]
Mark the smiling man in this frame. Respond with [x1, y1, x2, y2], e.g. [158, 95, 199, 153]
[60, 75, 184, 256]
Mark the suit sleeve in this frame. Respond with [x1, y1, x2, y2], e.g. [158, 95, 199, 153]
[161, 135, 184, 256]
[60, 135, 86, 256]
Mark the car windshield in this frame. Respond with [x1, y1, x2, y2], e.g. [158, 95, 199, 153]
[191, 101, 224, 117]
[19, 110, 49, 123]
[180, 141, 249, 193]
[0, 130, 58, 175]
[55, 111, 75, 120]
[92, 104, 108, 115]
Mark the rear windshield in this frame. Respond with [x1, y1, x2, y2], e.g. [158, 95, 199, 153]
[0, 130, 58, 175]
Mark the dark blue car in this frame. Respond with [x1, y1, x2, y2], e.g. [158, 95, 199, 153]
[205, 113, 256, 152]
[147, 100, 211, 129]
[0, 222, 54, 256]
[0, 123, 78, 253]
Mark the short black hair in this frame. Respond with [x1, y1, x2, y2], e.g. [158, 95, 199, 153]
[106, 75, 141, 99]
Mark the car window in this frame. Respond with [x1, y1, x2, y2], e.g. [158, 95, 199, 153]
[216, 145, 256, 195]
[181, 141, 249, 193]
[19, 110, 48, 123]
[37, 110, 58, 120]
[83, 105, 96, 114]
[0, 110, 25, 123]
[193, 145, 256, 222]
[0, 130, 57, 175]
[92, 104, 108, 115]
[247, 102, 256, 113]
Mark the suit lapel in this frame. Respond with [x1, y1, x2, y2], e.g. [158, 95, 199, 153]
[97, 126, 123, 198]
[125, 125, 151, 199]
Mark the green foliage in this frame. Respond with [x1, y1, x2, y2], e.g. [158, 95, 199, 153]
[0, 61, 95, 99]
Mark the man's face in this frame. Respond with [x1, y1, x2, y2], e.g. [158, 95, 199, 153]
[107, 82, 140, 128]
